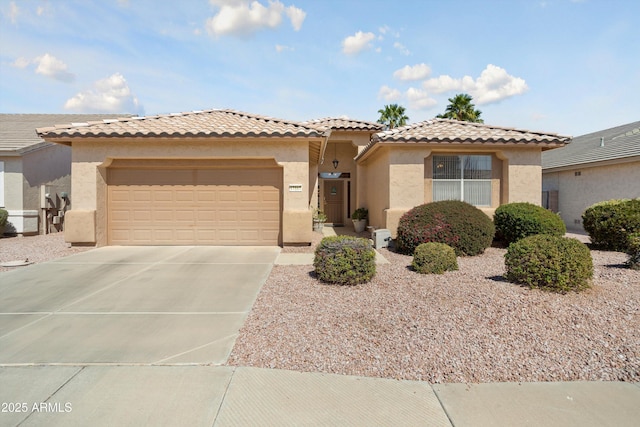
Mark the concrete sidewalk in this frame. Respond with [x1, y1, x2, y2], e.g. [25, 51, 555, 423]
[1, 365, 638, 426]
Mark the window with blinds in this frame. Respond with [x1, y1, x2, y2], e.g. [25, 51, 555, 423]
[432, 155, 492, 206]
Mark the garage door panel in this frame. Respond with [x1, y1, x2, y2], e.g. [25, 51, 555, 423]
[153, 210, 175, 222]
[261, 211, 280, 222]
[154, 190, 173, 202]
[218, 191, 238, 202]
[196, 190, 215, 202]
[132, 190, 152, 202]
[240, 190, 259, 201]
[175, 190, 194, 202]
[110, 189, 131, 202]
[108, 167, 281, 245]
[262, 191, 279, 202]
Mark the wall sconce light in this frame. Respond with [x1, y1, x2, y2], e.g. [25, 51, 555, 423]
[332, 143, 339, 169]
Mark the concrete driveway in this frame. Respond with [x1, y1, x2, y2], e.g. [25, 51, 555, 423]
[0, 246, 279, 365]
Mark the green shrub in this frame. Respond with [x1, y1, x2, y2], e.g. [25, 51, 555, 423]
[352, 208, 368, 220]
[626, 233, 640, 270]
[0, 208, 7, 236]
[313, 236, 376, 285]
[412, 242, 458, 274]
[582, 199, 640, 251]
[505, 234, 593, 293]
[494, 202, 566, 244]
[396, 201, 495, 256]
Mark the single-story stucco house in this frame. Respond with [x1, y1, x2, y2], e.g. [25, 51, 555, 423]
[542, 120, 640, 231]
[0, 114, 128, 235]
[35, 109, 569, 247]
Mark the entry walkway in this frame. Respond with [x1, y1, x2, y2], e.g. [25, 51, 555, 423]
[275, 225, 390, 265]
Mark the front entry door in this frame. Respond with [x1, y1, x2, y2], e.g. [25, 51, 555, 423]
[323, 180, 343, 225]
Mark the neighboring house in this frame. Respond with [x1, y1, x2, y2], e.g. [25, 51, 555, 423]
[36, 109, 568, 247]
[542, 121, 640, 232]
[0, 114, 129, 235]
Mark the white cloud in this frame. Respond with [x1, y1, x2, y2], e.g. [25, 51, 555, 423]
[422, 74, 472, 94]
[393, 41, 410, 56]
[11, 54, 75, 82]
[473, 64, 528, 103]
[285, 5, 305, 31]
[422, 64, 528, 104]
[378, 85, 401, 102]
[206, 0, 306, 37]
[342, 31, 376, 55]
[393, 63, 431, 81]
[36, 6, 44, 16]
[34, 54, 75, 82]
[11, 57, 30, 68]
[8, 1, 18, 24]
[275, 44, 293, 53]
[64, 73, 143, 115]
[406, 87, 437, 110]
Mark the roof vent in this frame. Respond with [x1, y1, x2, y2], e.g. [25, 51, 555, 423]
[600, 136, 605, 147]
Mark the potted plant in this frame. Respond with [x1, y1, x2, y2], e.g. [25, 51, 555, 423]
[313, 209, 327, 232]
[352, 207, 368, 233]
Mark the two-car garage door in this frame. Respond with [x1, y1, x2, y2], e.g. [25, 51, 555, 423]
[107, 165, 281, 245]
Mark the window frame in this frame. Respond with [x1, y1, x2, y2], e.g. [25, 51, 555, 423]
[432, 154, 492, 207]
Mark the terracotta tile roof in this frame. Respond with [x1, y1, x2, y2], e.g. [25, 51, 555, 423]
[302, 117, 384, 132]
[0, 114, 130, 154]
[542, 121, 640, 170]
[36, 109, 326, 139]
[356, 118, 570, 160]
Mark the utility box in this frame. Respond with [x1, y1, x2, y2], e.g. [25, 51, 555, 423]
[373, 229, 391, 249]
[40, 185, 57, 209]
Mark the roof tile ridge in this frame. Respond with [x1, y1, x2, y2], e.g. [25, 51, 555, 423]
[437, 118, 571, 139]
[216, 109, 314, 129]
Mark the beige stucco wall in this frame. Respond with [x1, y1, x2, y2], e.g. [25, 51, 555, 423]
[22, 144, 71, 211]
[359, 145, 546, 237]
[65, 137, 316, 246]
[359, 147, 390, 231]
[497, 148, 542, 205]
[542, 159, 640, 231]
[0, 157, 23, 210]
[1, 144, 71, 234]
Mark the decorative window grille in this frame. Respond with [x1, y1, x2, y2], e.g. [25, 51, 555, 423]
[432, 155, 492, 206]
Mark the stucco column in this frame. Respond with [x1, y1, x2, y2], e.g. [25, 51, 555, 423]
[386, 149, 427, 236]
[281, 160, 312, 244]
[497, 149, 542, 205]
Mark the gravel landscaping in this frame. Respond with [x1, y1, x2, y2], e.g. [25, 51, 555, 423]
[229, 242, 640, 384]
[0, 233, 90, 273]
[3, 231, 638, 383]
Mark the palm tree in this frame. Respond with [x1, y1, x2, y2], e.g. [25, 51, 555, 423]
[436, 94, 484, 123]
[377, 104, 409, 129]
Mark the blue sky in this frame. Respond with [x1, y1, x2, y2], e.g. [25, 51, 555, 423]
[1, 0, 638, 136]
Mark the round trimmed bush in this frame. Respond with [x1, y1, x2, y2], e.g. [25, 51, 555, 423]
[396, 200, 495, 256]
[313, 236, 376, 285]
[626, 233, 640, 270]
[505, 234, 593, 293]
[412, 242, 458, 274]
[494, 202, 566, 244]
[582, 199, 640, 251]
